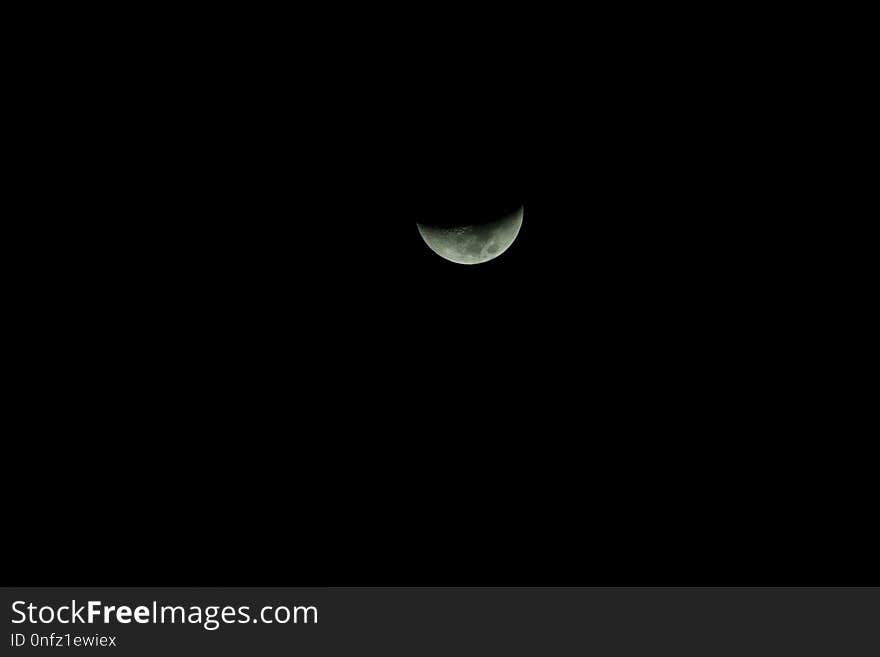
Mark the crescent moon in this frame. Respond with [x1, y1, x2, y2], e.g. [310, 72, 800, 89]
[417, 207, 524, 265]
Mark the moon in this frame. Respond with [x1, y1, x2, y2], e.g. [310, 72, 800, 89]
[417, 207, 524, 265]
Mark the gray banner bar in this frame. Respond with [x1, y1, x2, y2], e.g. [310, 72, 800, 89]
[2, 588, 877, 655]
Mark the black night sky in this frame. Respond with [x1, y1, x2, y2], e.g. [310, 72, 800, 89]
[8, 9, 872, 590]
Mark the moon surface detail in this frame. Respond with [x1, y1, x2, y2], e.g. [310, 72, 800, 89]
[417, 207, 524, 265]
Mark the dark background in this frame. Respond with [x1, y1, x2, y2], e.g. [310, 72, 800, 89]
[6, 7, 873, 586]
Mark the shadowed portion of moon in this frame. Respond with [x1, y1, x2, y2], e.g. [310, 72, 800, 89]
[417, 207, 524, 265]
